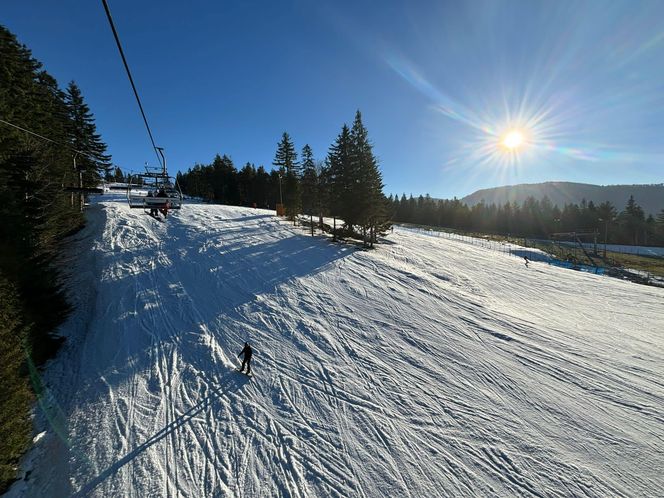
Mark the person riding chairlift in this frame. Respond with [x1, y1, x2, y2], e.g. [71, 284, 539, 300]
[156, 188, 169, 217]
[146, 190, 159, 217]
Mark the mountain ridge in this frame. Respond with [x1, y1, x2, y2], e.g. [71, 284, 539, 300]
[461, 181, 664, 215]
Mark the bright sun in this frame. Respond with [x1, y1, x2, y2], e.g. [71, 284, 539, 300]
[502, 130, 525, 150]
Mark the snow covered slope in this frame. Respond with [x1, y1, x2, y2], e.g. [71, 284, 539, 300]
[13, 196, 664, 497]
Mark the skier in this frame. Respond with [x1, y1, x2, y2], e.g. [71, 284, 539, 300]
[524, 256, 530, 268]
[238, 342, 253, 375]
[156, 188, 169, 217]
[146, 191, 158, 217]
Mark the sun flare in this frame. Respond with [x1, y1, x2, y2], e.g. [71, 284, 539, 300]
[502, 130, 525, 150]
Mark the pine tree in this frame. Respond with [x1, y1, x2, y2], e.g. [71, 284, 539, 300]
[317, 161, 331, 229]
[597, 201, 617, 245]
[0, 26, 113, 490]
[301, 144, 315, 173]
[238, 162, 257, 205]
[283, 171, 301, 222]
[655, 209, 664, 245]
[211, 154, 238, 204]
[300, 145, 318, 234]
[349, 110, 387, 246]
[272, 132, 299, 175]
[645, 214, 656, 245]
[0, 274, 33, 491]
[113, 166, 125, 183]
[619, 195, 645, 245]
[65, 81, 111, 186]
[325, 124, 353, 238]
[254, 165, 270, 208]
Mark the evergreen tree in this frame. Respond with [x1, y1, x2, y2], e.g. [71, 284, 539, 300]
[325, 124, 353, 238]
[237, 162, 257, 205]
[597, 201, 617, 244]
[0, 26, 111, 490]
[65, 81, 111, 186]
[619, 195, 645, 245]
[645, 214, 656, 245]
[0, 274, 33, 491]
[655, 209, 664, 245]
[656, 209, 664, 225]
[272, 132, 299, 175]
[317, 160, 332, 229]
[301, 144, 315, 174]
[300, 147, 316, 207]
[211, 154, 238, 204]
[113, 166, 125, 183]
[254, 165, 270, 208]
[300, 145, 318, 234]
[349, 110, 387, 246]
[283, 170, 301, 222]
[269, 169, 282, 207]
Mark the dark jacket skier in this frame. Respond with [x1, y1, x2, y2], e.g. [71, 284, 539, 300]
[156, 188, 170, 217]
[146, 190, 158, 217]
[238, 342, 253, 374]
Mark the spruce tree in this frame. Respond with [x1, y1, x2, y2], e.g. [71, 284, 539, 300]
[65, 81, 111, 185]
[0, 274, 33, 492]
[317, 161, 331, 229]
[113, 166, 125, 183]
[656, 209, 664, 226]
[620, 195, 645, 245]
[301, 144, 315, 174]
[300, 145, 318, 234]
[0, 26, 113, 489]
[211, 154, 238, 204]
[349, 110, 387, 246]
[656, 209, 664, 245]
[597, 201, 617, 244]
[254, 165, 270, 208]
[283, 171, 301, 222]
[272, 132, 299, 175]
[325, 124, 353, 238]
[238, 162, 257, 205]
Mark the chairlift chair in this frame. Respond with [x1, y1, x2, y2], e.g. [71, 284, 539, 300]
[127, 165, 183, 213]
[127, 148, 183, 214]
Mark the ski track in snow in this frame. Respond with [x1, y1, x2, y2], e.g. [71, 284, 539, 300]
[11, 196, 664, 497]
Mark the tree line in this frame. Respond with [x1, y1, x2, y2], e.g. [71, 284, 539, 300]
[0, 25, 110, 490]
[177, 110, 390, 246]
[388, 193, 664, 246]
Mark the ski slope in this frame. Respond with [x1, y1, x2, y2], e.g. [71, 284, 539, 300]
[12, 196, 664, 497]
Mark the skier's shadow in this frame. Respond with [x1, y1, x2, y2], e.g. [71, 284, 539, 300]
[73, 370, 249, 497]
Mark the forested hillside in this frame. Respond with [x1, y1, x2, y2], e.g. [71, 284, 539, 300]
[389, 193, 664, 246]
[0, 25, 109, 492]
[462, 181, 664, 217]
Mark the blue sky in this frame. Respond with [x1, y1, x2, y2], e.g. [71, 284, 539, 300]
[2, 0, 664, 198]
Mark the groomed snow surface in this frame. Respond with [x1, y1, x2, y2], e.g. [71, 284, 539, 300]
[11, 196, 664, 497]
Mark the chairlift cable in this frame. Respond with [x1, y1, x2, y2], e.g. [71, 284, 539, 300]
[0, 118, 101, 162]
[100, 0, 163, 169]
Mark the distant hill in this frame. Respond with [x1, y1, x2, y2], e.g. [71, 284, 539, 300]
[461, 182, 664, 216]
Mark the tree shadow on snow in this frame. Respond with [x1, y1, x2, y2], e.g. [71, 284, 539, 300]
[69, 209, 355, 410]
[108, 210, 356, 319]
[215, 213, 275, 223]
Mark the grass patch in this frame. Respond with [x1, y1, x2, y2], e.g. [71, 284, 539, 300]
[602, 251, 664, 277]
